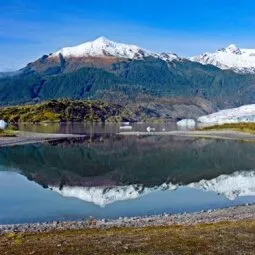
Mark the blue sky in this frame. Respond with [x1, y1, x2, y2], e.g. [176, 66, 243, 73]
[1, 0, 255, 71]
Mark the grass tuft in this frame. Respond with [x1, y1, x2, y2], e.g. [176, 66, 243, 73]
[200, 122, 255, 133]
[0, 129, 17, 137]
[0, 220, 254, 255]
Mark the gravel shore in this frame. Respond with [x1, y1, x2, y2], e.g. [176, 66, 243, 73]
[119, 130, 255, 141]
[0, 131, 86, 147]
[1, 204, 254, 235]
[1, 130, 255, 148]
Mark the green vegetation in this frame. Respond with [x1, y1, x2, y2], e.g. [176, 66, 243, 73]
[0, 220, 254, 255]
[0, 99, 134, 123]
[0, 129, 17, 137]
[201, 122, 255, 133]
[1, 58, 255, 107]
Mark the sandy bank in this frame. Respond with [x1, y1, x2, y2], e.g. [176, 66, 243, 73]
[0, 131, 86, 147]
[119, 130, 255, 141]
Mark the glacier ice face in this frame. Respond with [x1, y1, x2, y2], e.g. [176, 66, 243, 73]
[197, 104, 255, 124]
[190, 44, 255, 73]
[49, 183, 177, 207]
[188, 171, 255, 200]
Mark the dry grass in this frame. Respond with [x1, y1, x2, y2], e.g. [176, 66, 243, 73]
[0, 129, 17, 137]
[200, 122, 255, 133]
[0, 220, 255, 255]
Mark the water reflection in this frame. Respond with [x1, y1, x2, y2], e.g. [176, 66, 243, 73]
[17, 122, 179, 134]
[0, 135, 255, 197]
[1, 135, 255, 223]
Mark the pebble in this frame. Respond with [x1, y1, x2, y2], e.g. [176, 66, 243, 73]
[0, 204, 254, 235]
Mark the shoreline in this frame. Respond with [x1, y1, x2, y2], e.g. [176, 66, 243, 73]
[119, 129, 255, 141]
[1, 129, 255, 148]
[1, 204, 254, 235]
[0, 131, 86, 147]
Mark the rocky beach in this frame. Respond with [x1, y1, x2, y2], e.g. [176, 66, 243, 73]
[0, 204, 254, 235]
[0, 205, 254, 255]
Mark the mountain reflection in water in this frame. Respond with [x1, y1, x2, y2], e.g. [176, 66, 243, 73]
[0, 135, 255, 206]
[1, 134, 255, 223]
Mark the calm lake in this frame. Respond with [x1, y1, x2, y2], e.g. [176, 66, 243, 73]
[0, 123, 255, 224]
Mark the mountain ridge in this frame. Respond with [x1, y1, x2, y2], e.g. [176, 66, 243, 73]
[1, 36, 255, 116]
[191, 44, 255, 73]
[30, 37, 255, 74]
[3, 37, 255, 74]
[50, 36, 180, 62]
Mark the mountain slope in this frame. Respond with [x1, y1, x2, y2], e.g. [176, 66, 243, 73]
[191, 44, 255, 73]
[1, 37, 255, 113]
[25, 37, 180, 75]
[1, 57, 255, 110]
[51, 36, 158, 59]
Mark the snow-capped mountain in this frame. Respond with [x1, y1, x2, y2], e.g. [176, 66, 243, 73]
[49, 183, 177, 207]
[190, 44, 255, 73]
[50, 39, 255, 72]
[197, 104, 255, 124]
[158, 52, 180, 62]
[50, 36, 180, 61]
[189, 171, 255, 200]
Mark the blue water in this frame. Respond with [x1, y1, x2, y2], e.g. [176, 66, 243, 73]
[0, 171, 254, 224]
[1, 132, 255, 224]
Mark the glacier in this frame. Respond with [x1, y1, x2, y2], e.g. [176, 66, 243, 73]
[197, 104, 255, 124]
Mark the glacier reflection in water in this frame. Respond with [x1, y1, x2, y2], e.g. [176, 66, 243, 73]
[1, 134, 255, 223]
